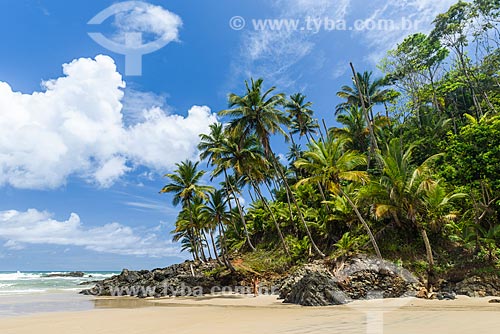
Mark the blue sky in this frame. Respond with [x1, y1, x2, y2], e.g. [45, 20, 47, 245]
[0, 0, 458, 270]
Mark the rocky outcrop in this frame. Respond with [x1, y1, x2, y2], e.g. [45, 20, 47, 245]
[278, 256, 420, 306]
[450, 275, 500, 297]
[80, 260, 247, 297]
[283, 270, 348, 306]
[45, 271, 85, 278]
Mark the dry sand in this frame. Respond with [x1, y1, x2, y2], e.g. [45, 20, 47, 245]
[0, 294, 499, 334]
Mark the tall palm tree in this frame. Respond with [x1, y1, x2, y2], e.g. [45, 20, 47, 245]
[215, 133, 290, 256]
[220, 78, 325, 257]
[198, 123, 257, 251]
[220, 78, 289, 156]
[199, 122, 225, 167]
[295, 135, 382, 258]
[202, 190, 235, 270]
[285, 93, 319, 142]
[161, 160, 213, 261]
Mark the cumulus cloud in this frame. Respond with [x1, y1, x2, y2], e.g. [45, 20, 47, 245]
[0, 209, 180, 257]
[0, 55, 217, 189]
[112, 2, 182, 45]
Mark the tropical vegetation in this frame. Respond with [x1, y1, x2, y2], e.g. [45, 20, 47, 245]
[161, 0, 500, 286]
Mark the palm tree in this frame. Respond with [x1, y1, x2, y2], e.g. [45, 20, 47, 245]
[331, 105, 369, 153]
[198, 123, 256, 251]
[172, 209, 200, 261]
[285, 93, 319, 142]
[220, 78, 325, 257]
[202, 190, 235, 270]
[172, 197, 210, 261]
[215, 133, 290, 256]
[161, 160, 213, 261]
[220, 78, 289, 156]
[360, 139, 455, 284]
[199, 122, 225, 167]
[336, 71, 392, 120]
[161, 160, 212, 207]
[295, 135, 382, 258]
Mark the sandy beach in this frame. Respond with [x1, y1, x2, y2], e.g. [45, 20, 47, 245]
[0, 294, 499, 334]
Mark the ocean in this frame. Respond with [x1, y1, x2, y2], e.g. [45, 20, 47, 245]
[0, 271, 117, 296]
[0, 271, 118, 317]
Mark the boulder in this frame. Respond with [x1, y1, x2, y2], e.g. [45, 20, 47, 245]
[283, 271, 348, 306]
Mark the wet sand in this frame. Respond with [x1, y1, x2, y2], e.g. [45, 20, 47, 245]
[0, 294, 499, 333]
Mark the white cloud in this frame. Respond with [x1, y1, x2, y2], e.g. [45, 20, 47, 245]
[0, 209, 180, 257]
[0, 55, 217, 189]
[121, 88, 169, 125]
[232, 0, 460, 85]
[126, 105, 216, 171]
[233, 0, 350, 87]
[355, 0, 460, 63]
[113, 2, 182, 45]
[3, 240, 24, 251]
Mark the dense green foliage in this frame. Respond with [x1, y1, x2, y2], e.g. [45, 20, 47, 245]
[161, 0, 500, 282]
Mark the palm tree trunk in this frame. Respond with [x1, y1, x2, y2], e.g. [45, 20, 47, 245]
[271, 155, 325, 257]
[339, 188, 382, 258]
[419, 227, 435, 289]
[198, 231, 208, 262]
[222, 169, 241, 237]
[209, 230, 223, 265]
[218, 221, 235, 271]
[203, 232, 213, 259]
[350, 63, 379, 169]
[187, 206, 204, 263]
[223, 170, 256, 251]
[251, 180, 290, 257]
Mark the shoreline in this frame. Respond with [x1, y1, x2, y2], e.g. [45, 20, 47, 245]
[0, 294, 499, 334]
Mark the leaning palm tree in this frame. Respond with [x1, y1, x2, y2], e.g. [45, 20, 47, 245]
[220, 78, 325, 257]
[359, 139, 457, 284]
[285, 93, 319, 142]
[198, 123, 256, 250]
[215, 133, 290, 256]
[295, 135, 382, 258]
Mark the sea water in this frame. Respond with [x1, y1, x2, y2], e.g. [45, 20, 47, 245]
[0, 271, 116, 295]
[0, 271, 117, 317]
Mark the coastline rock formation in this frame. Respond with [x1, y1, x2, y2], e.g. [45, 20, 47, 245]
[80, 261, 248, 297]
[45, 271, 85, 278]
[80, 255, 500, 306]
[278, 256, 420, 306]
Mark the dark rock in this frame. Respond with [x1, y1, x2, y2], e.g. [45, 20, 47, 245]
[489, 299, 500, 303]
[45, 271, 85, 278]
[79, 260, 237, 298]
[450, 275, 500, 297]
[283, 271, 348, 306]
[279, 256, 420, 306]
[437, 292, 456, 300]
